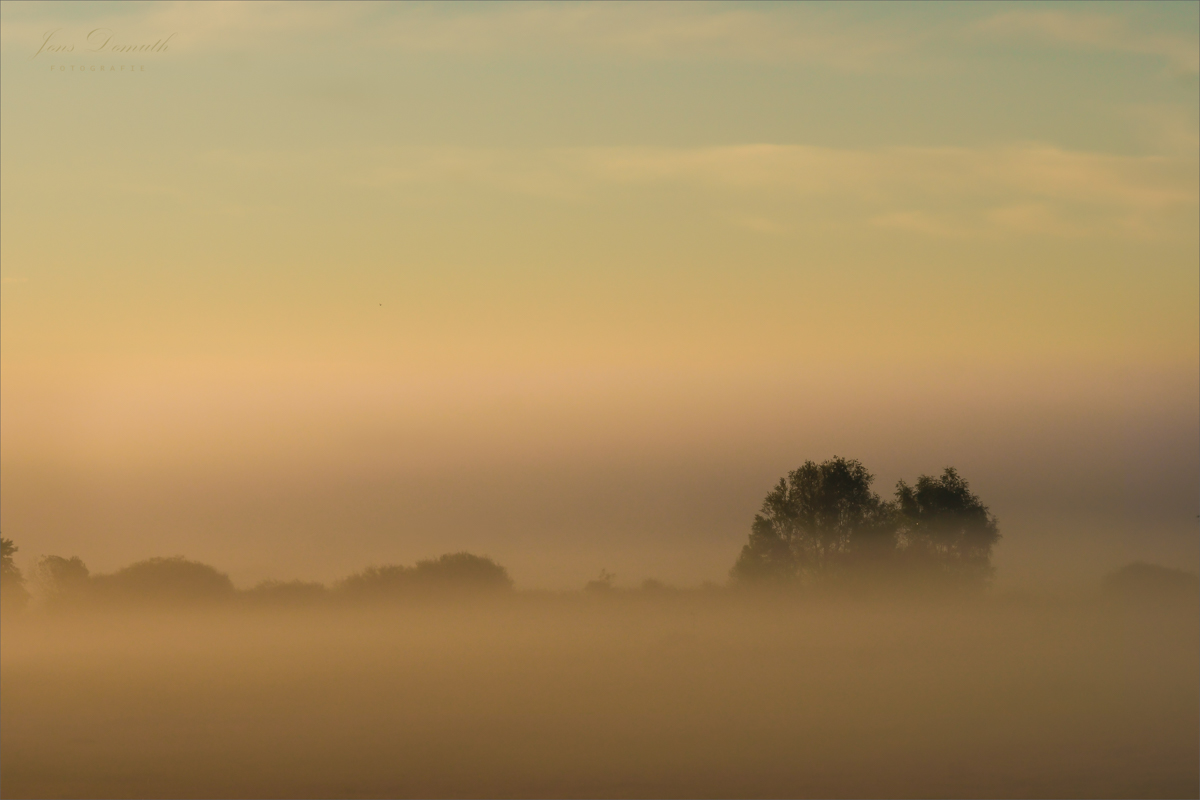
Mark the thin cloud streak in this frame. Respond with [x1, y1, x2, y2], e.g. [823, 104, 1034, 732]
[198, 142, 1198, 239]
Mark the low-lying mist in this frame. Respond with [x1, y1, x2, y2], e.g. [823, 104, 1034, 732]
[3, 450, 1199, 800]
[3, 573, 1197, 799]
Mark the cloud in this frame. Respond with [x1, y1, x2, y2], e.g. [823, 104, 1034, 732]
[199, 142, 1197, 240]
[984, 204, 1086, 238]
[1124, 103, 1200, 157]
[569, 144, 1196, 213]
[978, 9, 1200, 75]
[729, 215, 787, 235]
[872, 211, 968, 239]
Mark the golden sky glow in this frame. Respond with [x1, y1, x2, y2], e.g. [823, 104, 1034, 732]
[1, 1, 1197, 588]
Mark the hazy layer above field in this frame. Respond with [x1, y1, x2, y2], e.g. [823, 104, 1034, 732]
[2, 595, 1196, 799]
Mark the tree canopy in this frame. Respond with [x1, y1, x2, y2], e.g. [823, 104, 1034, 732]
[731, 458, 895, 584]
[732, 458, 999, 589]
[338, 552, 513, 599]
[1, 536, 31, 611]
[895, 468, 1000, 585]
[35, 555, 91, 606]
[91, 556, 236, 605]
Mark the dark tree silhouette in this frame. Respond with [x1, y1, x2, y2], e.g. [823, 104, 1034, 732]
[338, 552, 513, 599]
[895, 468, 1000, 586]
[411, 552, 513, 591]
[36, 555, 91, 604]
[733, 460, 1000, 589]
[731, 457, 896, 584]
[584, 569, 617, 593]
[1, 537, 20, 582]
[1, 536, 31, 611]
[91, 556, 235, 605]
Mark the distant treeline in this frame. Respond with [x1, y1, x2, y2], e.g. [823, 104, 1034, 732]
[3, 453, 1198, 611]
[0, 547, 515, 611]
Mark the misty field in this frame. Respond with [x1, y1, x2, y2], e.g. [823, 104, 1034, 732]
[1, 594, 1196, 799]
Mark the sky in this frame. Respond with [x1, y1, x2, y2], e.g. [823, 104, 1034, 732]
[1, 0, 1197, 589]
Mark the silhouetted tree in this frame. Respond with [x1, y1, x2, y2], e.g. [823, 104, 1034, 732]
[36, 555, 91, 606]
[1, 536, 31, 611]
[731, 457, 896, 584]
[895, 468, 999, 586]
[338, 552, 513, 600]
[1, 537, 20, 583]
[91, 556, 235, 605]
[584, 569, 617, 594]
[733, 460, 1001, 590]
[411, 552, 513, 591]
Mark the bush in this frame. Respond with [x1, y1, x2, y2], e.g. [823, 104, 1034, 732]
[1102, 562, 1199, 604]
[584, 569, 617, 594]
[243, 580, 329, 606]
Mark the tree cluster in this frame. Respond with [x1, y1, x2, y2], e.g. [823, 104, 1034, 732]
[731, 458, 1000, 589]
[1, 549, 513, 611]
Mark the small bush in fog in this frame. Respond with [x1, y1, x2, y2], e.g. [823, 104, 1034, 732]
[1102, 562, 1199, 604]
[338, 564, 414, 598]
[244, 580, 329, 606]
[584, 569, 616, 594]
